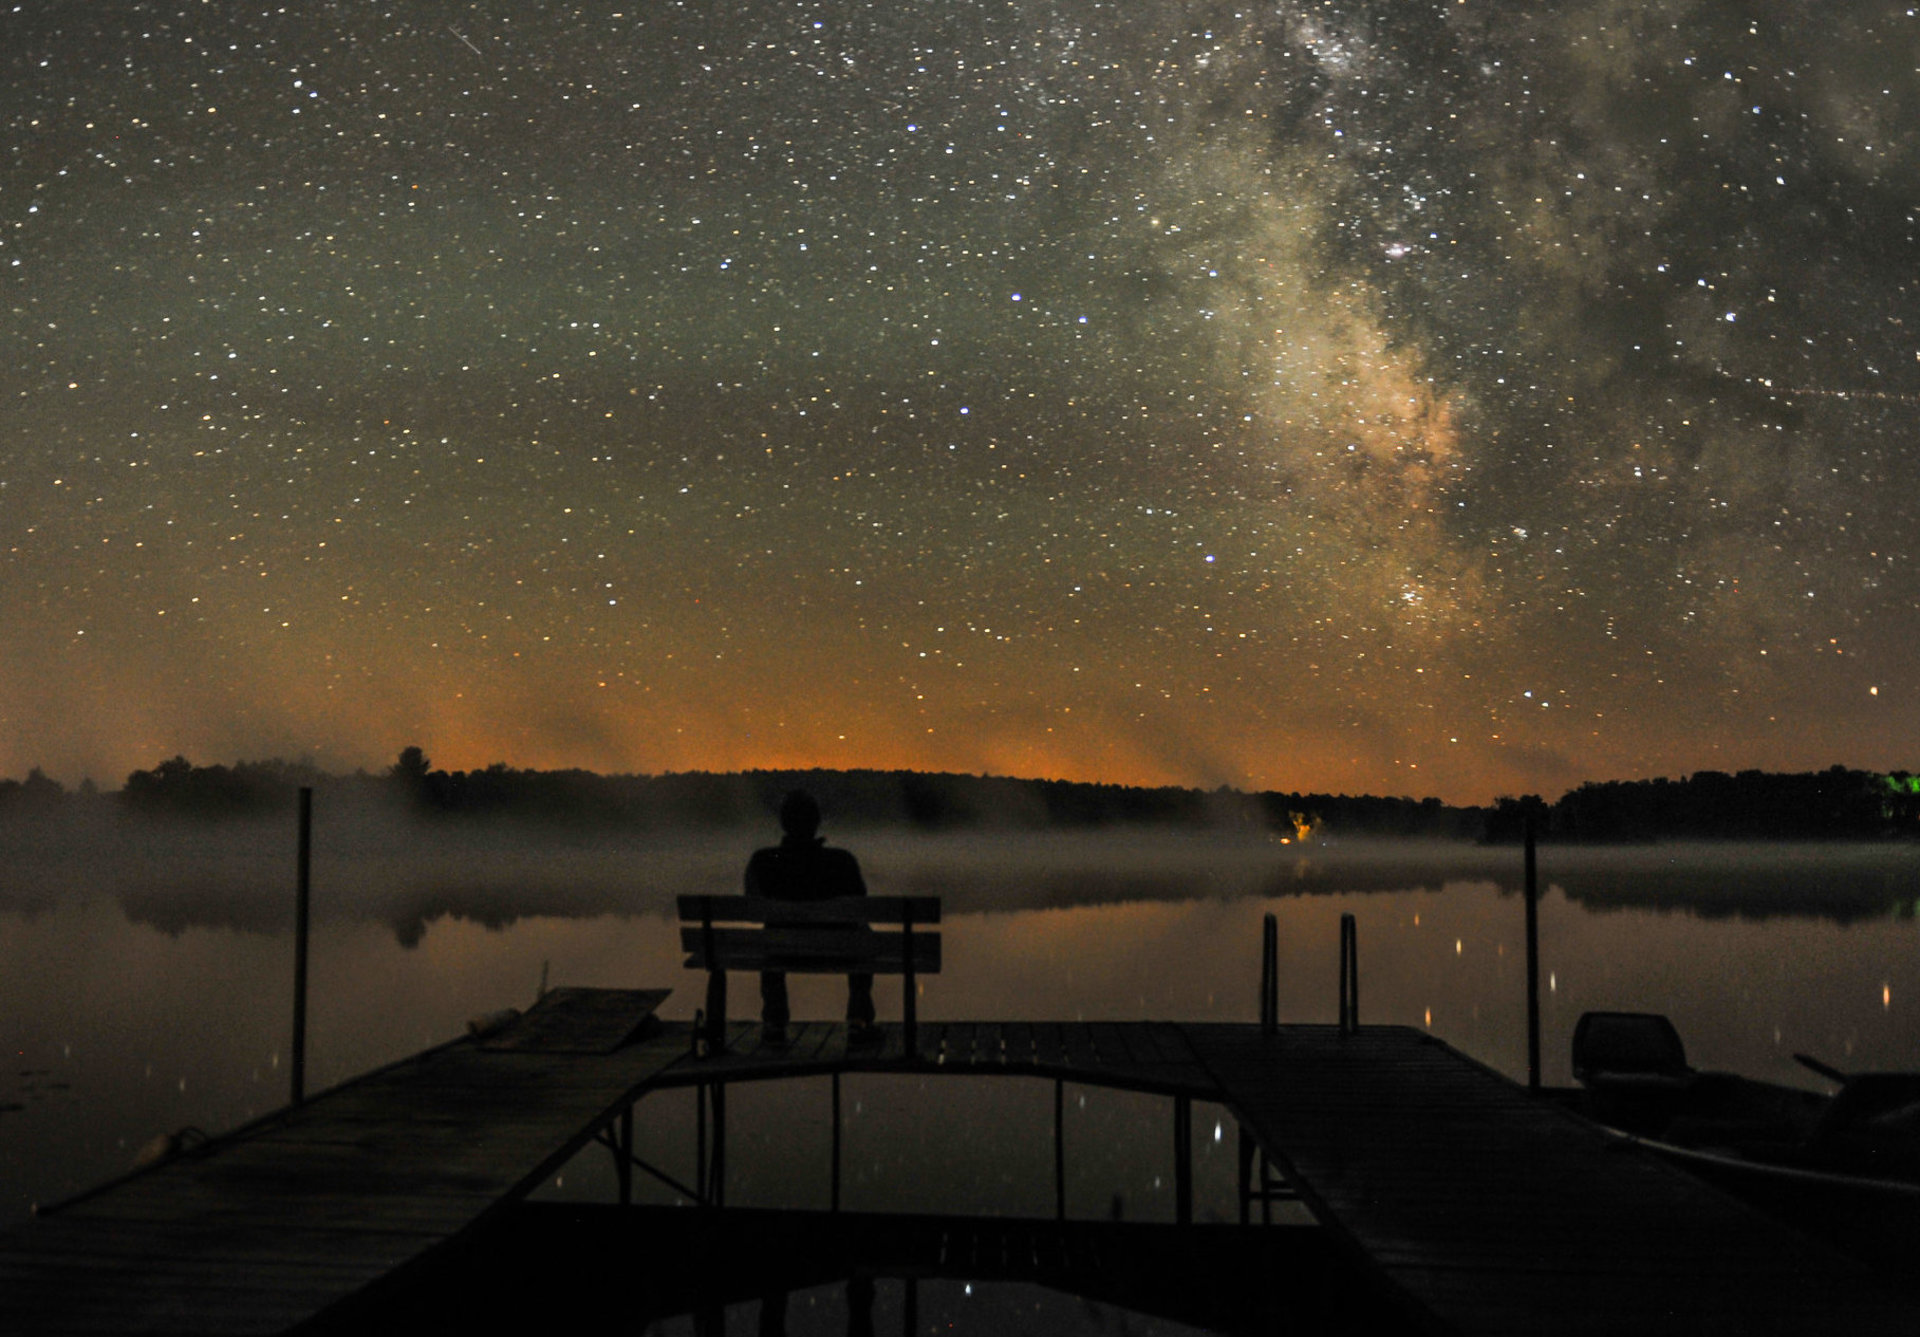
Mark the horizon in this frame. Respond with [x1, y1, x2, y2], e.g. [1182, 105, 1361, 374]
[6, 750, 1913, 815]
[5, 4, 1916, 804]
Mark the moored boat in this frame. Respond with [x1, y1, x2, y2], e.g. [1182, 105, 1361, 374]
[1569, 1010, 1920, 1282]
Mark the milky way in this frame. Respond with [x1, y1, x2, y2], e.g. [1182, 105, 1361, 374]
[4, 1, 1918, 800]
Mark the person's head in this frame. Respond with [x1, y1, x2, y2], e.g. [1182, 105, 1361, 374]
[778, 789, 821, 840]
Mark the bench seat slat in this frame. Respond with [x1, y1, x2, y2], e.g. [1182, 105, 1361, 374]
[681, 926, 940, 974]
[676, 895, 941, 926]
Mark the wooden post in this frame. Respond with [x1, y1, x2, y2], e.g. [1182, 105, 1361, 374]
[710, 1081, 727, 1208]
[1053, 1079, 1066, 1221]
[616, 1105, 633, 1206]
[1260, 913, 1278, 1036]
[1338, 913, 1359, 1033]
[291, 787, 312, 1106]
[1237, 1126, 1251, 1225]
[696, 1082, 708, 1205]
[1525, 818, 1541, 1092]
[902, 907, 917, 1057]
[700, 900, 725, 1056]
[831, 1072, 843, 1213]
[1173, 1096, 1192, 1225]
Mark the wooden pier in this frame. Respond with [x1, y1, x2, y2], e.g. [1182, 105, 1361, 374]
[1, 992, 1912, 1334]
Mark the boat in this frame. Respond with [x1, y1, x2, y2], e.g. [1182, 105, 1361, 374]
[1568, 1010, 1920, 1281]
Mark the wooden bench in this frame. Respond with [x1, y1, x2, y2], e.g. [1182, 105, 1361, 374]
[677, 895, 942, 1054]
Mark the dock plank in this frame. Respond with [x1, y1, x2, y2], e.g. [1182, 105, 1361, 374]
[1182, 1023, 1913, 1335]
[0, 992, 687, 1335]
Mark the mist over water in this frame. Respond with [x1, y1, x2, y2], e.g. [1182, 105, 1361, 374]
[3, 813, 1919, 1226]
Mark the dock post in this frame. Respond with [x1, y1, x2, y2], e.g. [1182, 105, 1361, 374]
[291, 786, 312, 1106]
[696, 1083, 708, 1205]
[616, 1105, 633, 1206]
[1173, 1096, 1192, 1225]
[902, 907, 918, 1058]
[1237, 1126, 1253, 1225]
[831, 1072, 843, 1213]
[710, 1081, 727, 1208]
[1524, 818, 1541, 1092]
[1054, 1079, 1066, 1220]
[700, 900, 726, 1056]
[1259, 913, 1278, 1036]
[1338, 913, 1359, 1033]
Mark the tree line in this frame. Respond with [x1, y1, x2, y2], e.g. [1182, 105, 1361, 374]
[3, 752, 1915, 841]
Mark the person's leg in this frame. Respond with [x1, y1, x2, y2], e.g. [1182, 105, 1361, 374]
[846, 973, 875, 1026]
[761, 970, 790, 1033]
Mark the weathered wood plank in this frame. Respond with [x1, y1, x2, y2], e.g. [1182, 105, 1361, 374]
[1182, 1022, 1914, 1336]
[0, 992, 689, 1335]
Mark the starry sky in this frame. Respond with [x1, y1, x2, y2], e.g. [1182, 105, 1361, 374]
[4, 1, 1918, 802]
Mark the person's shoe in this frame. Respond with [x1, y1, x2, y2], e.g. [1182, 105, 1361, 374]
[761, 1024, 788, 1048]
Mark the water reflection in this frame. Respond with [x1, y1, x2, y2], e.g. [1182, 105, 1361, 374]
[3, 829, 1920, 1229]
[10, 820, 1920, 942]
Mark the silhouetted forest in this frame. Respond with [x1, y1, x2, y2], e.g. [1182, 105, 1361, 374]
[1, 753, 1915, 842]
[1515, 766, 1920, 842]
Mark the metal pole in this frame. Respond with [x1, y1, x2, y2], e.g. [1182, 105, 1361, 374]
[831, 1072, 843, 1213]
[1053, 1079, 1066, 1220]
[1348, 915, 1359, 1031]
[711, 1081, 727, 1208]
[902, 908, 917, 1057]
[1338, 913, 1359, 1033]
[616, 1105, 634, 1206]
[1173, 1096, 1192, 1225]
[291, 786, 312, 1106]
[1260, 913, 1278, 1036]
[1260, 1149, 1272, 1226]
[1237, 1126, 1253, 1225]
[1524, 817, 1541, 1092]
[696, 1082, 708, 1205]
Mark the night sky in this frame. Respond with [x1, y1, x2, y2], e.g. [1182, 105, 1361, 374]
[4, 1, 1917, 802]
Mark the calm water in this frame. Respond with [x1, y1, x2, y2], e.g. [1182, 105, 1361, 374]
[4, 821, 1919, 1238]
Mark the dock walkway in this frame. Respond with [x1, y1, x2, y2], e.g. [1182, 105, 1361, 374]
[0, 989, 678, 1335]
[0, 997, 1911, 1333]
[1182, 1023, 1914, 1334]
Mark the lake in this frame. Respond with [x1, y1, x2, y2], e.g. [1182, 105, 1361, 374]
[3, 819, 1918, 1327]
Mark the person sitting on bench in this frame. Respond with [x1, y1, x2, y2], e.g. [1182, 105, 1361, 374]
[744, 789, 875, 1045]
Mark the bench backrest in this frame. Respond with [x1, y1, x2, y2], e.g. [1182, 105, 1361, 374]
[677, 895, 942, 976]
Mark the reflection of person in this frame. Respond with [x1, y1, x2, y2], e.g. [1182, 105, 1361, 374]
[745, 790, 875, 1043]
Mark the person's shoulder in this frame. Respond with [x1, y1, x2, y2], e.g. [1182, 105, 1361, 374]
[744, 844, 784, 886]
[819, 845, 865, 890]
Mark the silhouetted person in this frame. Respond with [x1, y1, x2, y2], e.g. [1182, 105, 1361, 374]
[745, 789, 874, 1044]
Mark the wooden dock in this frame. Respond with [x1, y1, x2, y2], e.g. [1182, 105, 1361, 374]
[1, 996, 1912, 1334]
[0, 989, 679, 1335]
[1182, 1023, 1915, 1335]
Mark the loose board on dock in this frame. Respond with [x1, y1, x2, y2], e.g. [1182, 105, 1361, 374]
[479, 986, 669, 1053]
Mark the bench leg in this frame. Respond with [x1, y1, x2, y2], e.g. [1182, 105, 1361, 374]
[704, 969, 727, 1054]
